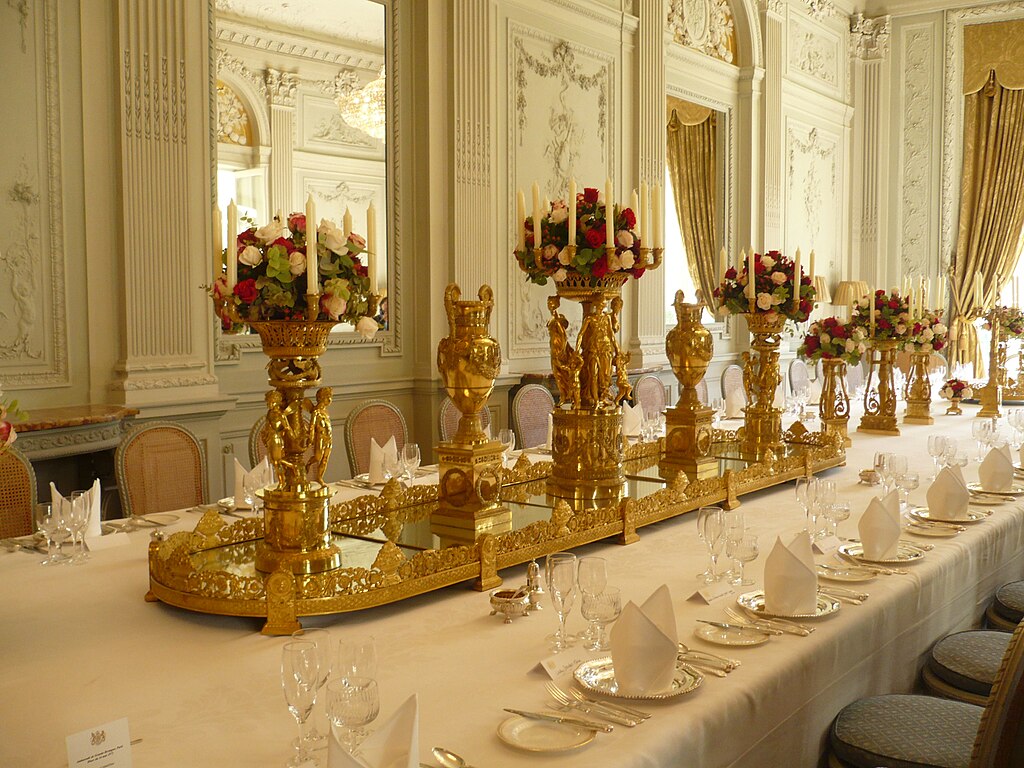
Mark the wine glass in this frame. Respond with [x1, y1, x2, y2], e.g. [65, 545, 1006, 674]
[336, 636, 377, 683]
[577, 556, 607, 645]
[696, 506, 725, 583]
[545, 552, 577, 652]
[581, 587, 621, 651]
[243, 472, 259, 510]
[726, 535, 759, 586]
[68, 491, 91, 565]
[383, 451, 402, 483]
[814, 480, 837, 540]
[326, 677, 379, 755]
[794, 478, 817, 535]
[401, 443, 421, 483]
[721, 509, 744, 581]
[35, 503, 67, 566]
[281, 641, 320, 768]
[710, 397, 724, 426]
[942, 438, 959, 470]
[829, 502, 852, 540]
[292, 628, 332, 748]
[927, 435, 947, 480]
[498, 429, 516, 467]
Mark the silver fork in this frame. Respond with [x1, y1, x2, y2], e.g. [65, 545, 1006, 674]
[544, 683, 639, 726]
[678, 642, 740, 670]
[563, 685, 652, 720]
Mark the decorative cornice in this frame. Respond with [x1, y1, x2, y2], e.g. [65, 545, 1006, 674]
[850, 13, 891, 60]
[805, 0, 834, 21]
[216, 50, 267, 100]
[759, 0, 785, 17]
[265, 68, 298, 106]
[667, 0, 736, 64]
[215, 23, 380, 71]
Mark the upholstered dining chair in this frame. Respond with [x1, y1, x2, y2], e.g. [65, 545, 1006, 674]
[438, 396, 491, 443]
[344, 399, 408, 477]
[789, 359, 810, 394]
[720, 364, 744, 400]
[695, 378, 709, 406]
[0, 446, 36, 538]
[115, 421, 208, 517]
[248, 414, 268, 468]
[511, 384, 554, 449]
[987, 581, 1024, 631]
[828, 619, 1024, 768]
[634, 375, 667, 414]
[922, 629, 1012, 706]
[846, 361, 865, 394]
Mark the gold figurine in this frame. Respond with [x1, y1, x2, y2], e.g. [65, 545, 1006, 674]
[305, 388, 333, 483]
[548, 296, 582, 409]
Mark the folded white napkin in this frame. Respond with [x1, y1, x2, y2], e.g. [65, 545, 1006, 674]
[368, 436, 398, 484]
[233, 457, 273, 509]
[979, 445, 1014, 492]
[329, 693, 418, 768]
[621, 402, 642, 437]
[858, 489, 901, 560]
[724, 387, 746, 418]
[546, 412, 553, 449]
[764, 533, 817, 616]
[773, 383, 785, 409]
[926, 465, 970, 520]
[610, 584, 678, 696]
[808, 380, 822, 405]
[51, 479, 102, 539]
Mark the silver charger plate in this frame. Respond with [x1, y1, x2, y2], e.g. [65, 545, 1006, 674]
[912, 507, 991, 525]
[967, 482, 1024, 496]
[573, 657, 703, 700]
[496, 715, 595, 753]
[736, 590, 840, 619]
[838, 541, 925, 564]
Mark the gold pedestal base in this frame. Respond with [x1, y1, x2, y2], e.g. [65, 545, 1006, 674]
[946, 398, 964, 415]
[823, 417, 853, 447]
[435, 438, 506, 521]
[256, 485, 341, 574]
[978, 384, 1002, 418]
[549, 408, 624, 491]
[739, 407, 784, 461]
[857, 419, 900, 435]
[660, 405, 717, 481]
[858, 340, 900, 436]
[903, 408, 934, 425]
[430, 507, 512, 548]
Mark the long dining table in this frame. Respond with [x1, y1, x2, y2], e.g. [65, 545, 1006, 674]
[2, 406, 1022, 768]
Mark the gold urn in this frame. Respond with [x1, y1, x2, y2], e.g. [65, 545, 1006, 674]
[434, 284, 506, 537]
[661, 291, 716, 480]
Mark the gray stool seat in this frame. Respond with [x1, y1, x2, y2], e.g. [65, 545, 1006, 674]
[928, 630, 1011, 697]
[994, 580, 1024, 624]
[830, 694, 981, 768]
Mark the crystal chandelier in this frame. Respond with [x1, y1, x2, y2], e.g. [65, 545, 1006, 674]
[337, 66, 386, 141]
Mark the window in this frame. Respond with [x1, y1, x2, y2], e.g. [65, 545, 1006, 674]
[663, 169, 712, 324]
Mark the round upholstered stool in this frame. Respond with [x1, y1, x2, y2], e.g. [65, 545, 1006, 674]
[988, 580, 1024, 631]
[829, 694, 982, 768]
[922, 630, 1011, 705]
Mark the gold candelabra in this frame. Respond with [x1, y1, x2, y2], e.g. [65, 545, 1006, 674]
[738, 312, 787, 459]
[903, 351, 934, 425]
[819, 358, 852, 447]
[858, 339, 900, 435]
[978, 307, 1005, 418]
[661, 291, 716, 480]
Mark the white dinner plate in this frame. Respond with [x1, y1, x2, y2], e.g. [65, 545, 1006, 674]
[496, 715, 595, 752]
[902, 523, 959, 538]
[912, 507, 991, 525]
[736, 590, 840, 620]
[573, 657, 703, 700]
[838, 541, 925, 564]
[815, 565, 877, 583]
[693, 623, 769, 647]
[217, 497, 235, 510]
[967, 482, 1024, 496]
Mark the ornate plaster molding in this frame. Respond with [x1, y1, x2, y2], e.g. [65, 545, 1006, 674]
[850, 13, 891, 61]
[216, 50, 267, 100]
[265, 68, 298, 107]
[216, 83, 250, 145]
[759, 0, 785, 18]
[804, 0, 834, 21]
[667, 0, 736, 64]
[898, 24, 934, 278]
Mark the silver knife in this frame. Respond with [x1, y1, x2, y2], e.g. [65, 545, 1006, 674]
[546, 702, 638, 727]
[696, 619, 777, 636]
[503, 708, 613, 733]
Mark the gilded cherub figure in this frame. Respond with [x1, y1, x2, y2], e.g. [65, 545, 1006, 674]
[265, 390, 300, 487]
[547, 296, 582, 409]
[305, 387, 333, 484]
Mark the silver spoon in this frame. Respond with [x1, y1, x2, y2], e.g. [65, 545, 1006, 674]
[432, 747, 477, 768]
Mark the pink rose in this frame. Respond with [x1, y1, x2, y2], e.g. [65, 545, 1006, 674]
[320, 292, 346, 320]
[756, 292, 773, 310]
[616, 230, 634, 248]
[347, 232, 367, 250]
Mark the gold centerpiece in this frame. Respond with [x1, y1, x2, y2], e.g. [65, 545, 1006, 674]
[977, 307, 1024, 416]
[738, 312, 788, 459]
[940, 378, 973, 415]
[433, 284, 506, 543]
[820, 359, 852, 446]
[903, 352, 934, 424]
[798, 316, 866, 449]
[850, 289, 911, 436]
[661, 291, 716, 480]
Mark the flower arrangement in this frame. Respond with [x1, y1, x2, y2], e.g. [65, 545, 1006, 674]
[939, 378, 973, 400]
[212, 213, 377, 338]
[904, 309, 949, 353]
[514, 188, 644, 286]
[983, 306, 1024, 338]
[713, 250, 814, 322]
[0, 383, 25, 452]
[850, 289, 913, 344]
[799, 317, 868, 365]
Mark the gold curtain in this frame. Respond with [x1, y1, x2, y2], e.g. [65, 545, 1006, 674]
[950, 71, 1024, 373]
[666, 103, 717, 308]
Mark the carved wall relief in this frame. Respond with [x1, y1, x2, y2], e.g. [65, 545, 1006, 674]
[898, 24, 936, 278]
[786, 123, 840, 276]
[667, 0, 736, 64]
[787, 14, 840, 92]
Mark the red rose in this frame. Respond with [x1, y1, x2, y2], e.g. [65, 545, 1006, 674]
[583, 187, 600, 204]
[591, 255, 609, 278]
[833, 324, 846, 339]
[233, 278, 258, 303]
[272, 236, 295, 253]
[888, 299, 900, 310]
[621, 208, 636, 229]
[804, 336, 820, 352]
[878, 318, 892, 330]
[584, 227, 605, 248]
[288, 213, 306, 233]
[934, 340, 945, 350]
[631, 267, 646, 279]
[238, 228, 258, 247]
[799, 299, 812, 315]
[724, 267, 737, 280]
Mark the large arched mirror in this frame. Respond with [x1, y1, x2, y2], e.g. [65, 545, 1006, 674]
[213, 0, 396, 345]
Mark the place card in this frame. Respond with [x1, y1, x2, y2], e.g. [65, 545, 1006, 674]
[87, 533, 131, 551]
[66, 717, 132, 768]
[813, 536, 842, 556]
[537, 649, 601, 683]
[687, 581, 735, 605]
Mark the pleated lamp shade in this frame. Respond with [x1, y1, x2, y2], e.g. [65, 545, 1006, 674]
[833, 280, 867, 307]
[812, 275, 832, 304]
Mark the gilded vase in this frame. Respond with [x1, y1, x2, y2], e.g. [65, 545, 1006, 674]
[858, 339, 900, 435]
[903, 351, 934, 425]
[819, 358, 851, 447]
[666, 290, 713, 410]
[739, 312, 787, 460]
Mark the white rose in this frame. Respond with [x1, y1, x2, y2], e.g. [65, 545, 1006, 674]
[557, 247, 572, 266]
[756, 292, 773, 310]
[770, 293, 783, 306]
[760, 255, 776, 269]
[356, 316, 378, 340]
[933, 323, 948, 335]
[895, 324, 907, 335]
[821, 333, 831, 345]
[323, 225, 348, 255]
[320, 292, 345, 320]
[554, 268, 567, 282]
[607, 251, 622, 271]
[616, 230, 634, 249]
[542, 244, 559, 261]
[845, 339, 856, 352]
[288, 251, 307, 276]
[770, 271, 787, 285]
[921, 328, 934, 342]
[238, 245, 263, 267]
[549, 201, 568, 224]
[254, 220, 283, 245]
[620, 251, 635, 270]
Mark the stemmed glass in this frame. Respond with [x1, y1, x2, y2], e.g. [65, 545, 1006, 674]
[721, 509, 744, 581]
[941, 438, 959, 470]
[545, 552, 577, 652]
[576, 556, 607, 645]
[383, 451, 402, 483]
[281, 641, 320, 768]
[896, 471, 920, 517]
[336, 636, 377, 682]
[814, 480, 837, 540]
[696, 506, 725, 584]
[291, 628, 332, 748]
[401, 443, 421, 483]
[927, 435, 948, 480]
[326, 677, 379, 755]
[710, 397, 724, 426]
[35, 502, 69, 566]
[829, 502, 852, 540]
[725, 535, 759, 586]
[498, 429, 516, 467]
[874, 453, 894, 495]
[68, 491, 91, 565]
[795, 478, 818, 535]
[581, 587, 621, 651]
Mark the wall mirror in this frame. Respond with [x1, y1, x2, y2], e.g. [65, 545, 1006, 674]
[213, 0, 395, 342]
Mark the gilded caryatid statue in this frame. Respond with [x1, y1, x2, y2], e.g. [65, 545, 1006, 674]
[547, 296, 583, 409]
[305, 388, 333, 483]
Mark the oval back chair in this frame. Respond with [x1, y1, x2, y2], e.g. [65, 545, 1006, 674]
[439, 396, 492, 443]
[634, 374, 667, 414]
[248, 412, 314, 470]
[0, 446, 36, 538]
[695, 379, 709, 406]
[721, 364, 744, 400]
[846, 361, 865, 394]
[115, 421, 208, 517]
[789, 359, 810, 394]
[344, 399, 408, 477]
[511, 384, 555, 449]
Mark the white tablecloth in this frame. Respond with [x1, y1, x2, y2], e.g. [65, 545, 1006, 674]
[2, 408, 1021, 767]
